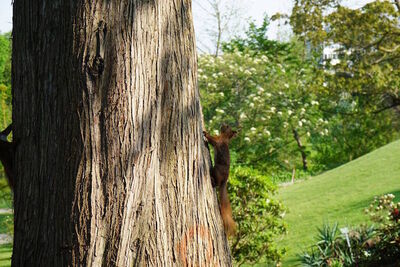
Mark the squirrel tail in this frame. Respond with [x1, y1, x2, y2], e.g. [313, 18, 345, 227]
[219, 181, 236, 236]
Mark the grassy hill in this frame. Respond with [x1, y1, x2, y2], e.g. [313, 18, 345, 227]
[278, 139, 400, 265]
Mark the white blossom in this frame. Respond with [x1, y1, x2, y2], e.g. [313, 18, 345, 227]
[216, 108, 225, 114]
[244, 137, 251, 142]
[250, 127, 257, 132]
[298, 121, 303, 127]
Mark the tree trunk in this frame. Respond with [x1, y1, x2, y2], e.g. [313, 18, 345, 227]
[12, 1, 232, 266]
[292, 129, 308, 171]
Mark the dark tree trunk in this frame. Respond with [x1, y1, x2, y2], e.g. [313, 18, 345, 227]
[12, 0, 232, 266]
[292, 129, 308, 171]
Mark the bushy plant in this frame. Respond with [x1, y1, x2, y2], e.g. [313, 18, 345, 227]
[362, 194, 400, 265]
[228, 166, 287, 266]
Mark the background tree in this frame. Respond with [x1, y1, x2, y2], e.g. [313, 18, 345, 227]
[0, 32, 11, 130]
[193, 0, 244, 56]
[200, 17, 327, 176]
[12, 1, 231, 265]
[290, 0, 400, 113]
[288, 0, 400, 168]
[0, 32, 12, 204]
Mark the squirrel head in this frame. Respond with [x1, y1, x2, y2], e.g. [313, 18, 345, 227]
[220, 124, 237, 139]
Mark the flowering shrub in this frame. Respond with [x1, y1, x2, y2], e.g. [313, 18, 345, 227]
[199, 47, 327, 175]
[362, 194, 400, 265]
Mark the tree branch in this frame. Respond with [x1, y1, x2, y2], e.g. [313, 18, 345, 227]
[395, 0, 400, 12]
[373, 101, 400, 114]
[378, 44, 400, 53]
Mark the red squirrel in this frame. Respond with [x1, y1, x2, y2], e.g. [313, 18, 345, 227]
[0, 124, 14, 190]
[203, 124, 237, 236]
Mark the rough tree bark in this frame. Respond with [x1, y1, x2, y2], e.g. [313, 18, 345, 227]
[12, 0, 231, 266]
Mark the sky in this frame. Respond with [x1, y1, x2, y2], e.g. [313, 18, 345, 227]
[0, 0, 374, 38]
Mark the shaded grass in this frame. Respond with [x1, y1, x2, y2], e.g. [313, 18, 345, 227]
[278, 139, 400, 265]
[0, 244, 11, 267]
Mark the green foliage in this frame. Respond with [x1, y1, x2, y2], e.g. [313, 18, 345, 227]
[222, 16, 292, 58]
[0, 32, 11, 129]
[290, 0, 340, 47]
[290, 0, 400, 114]
[310, 110, 397, 168]
[286, 0, 400, 169]
[0, 32, 12, 200]
[228, 166, 286, 266]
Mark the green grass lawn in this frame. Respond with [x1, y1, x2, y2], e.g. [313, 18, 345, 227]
[0, 212, 11, 267]
[0, 244, 11, 267]
[278, 139, 400, 265]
